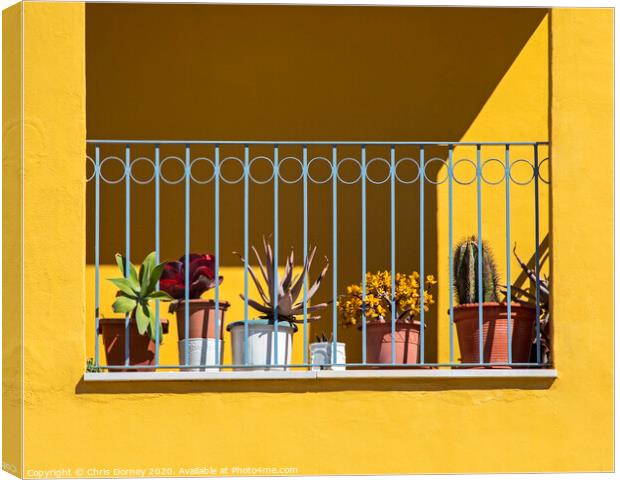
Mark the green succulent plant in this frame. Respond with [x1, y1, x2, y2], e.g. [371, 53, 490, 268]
[315, 333, 331, 343]
[453, 235, 500, 305]
[108, 252, 172, 342]
[86, 357, 102, 373]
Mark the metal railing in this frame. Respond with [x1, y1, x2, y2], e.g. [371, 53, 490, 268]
[86, 140, 550, 372]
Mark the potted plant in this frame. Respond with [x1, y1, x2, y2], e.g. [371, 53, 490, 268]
[160, 253, 229, 371]
[101, 252, 171, 372]
[452, 236, 537, 367]
[309, 333, 346, 371]
[338, 271, 436, 365]
[500, 244, 551, 365]
[227, 235, 330, 371]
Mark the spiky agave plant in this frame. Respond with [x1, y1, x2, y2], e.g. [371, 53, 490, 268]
[500, 243, 551, 363]
[453, 235, 500, 305]
[234, 235, 330, 323]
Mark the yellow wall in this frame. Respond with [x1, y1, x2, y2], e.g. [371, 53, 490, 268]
[3, 2, 23, 477]
[4, 3, 614, 477]
[549, 7, 614, 466]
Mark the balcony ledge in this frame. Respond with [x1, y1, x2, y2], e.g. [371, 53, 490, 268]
[84, 368, 558, 382]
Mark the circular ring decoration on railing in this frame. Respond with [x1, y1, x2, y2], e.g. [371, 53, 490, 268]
[538, 157, 550, 184]
[509, 158, 535, 185]
[452, 158, 478, 185]
[365, 157, 392, 185]
[248, 156, 275, 184]
[480, 158, 506, 185]
[394, 157, 421, 184]
[99, 156, 127, 184]
[86, 155, 96, 182]
[337, 157, 363, 184]
[129, 156, 156, 185]
[219, 156, 245, 185]
[423, 157, 449, 185]
[189, 157, 216, 184]
[307, 156, 333, 184]
[159, 156, 186, 185]
[277, 156, 304, 184]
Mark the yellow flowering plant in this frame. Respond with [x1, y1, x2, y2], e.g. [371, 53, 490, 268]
[337, 271, 436, 326]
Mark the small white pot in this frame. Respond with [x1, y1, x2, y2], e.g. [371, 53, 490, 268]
[227, 321, 296, 371]
[178, 338, 222, 372]
[309, 342, 346, 370]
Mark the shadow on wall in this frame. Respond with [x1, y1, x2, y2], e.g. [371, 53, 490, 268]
[85, 5, 548, 363]
[75, 376, 555, 395]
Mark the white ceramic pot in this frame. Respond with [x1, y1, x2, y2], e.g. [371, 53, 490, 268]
[309, 342, 346, 370]
[227, 320, 296, 371]
[178, 338, 222, 372]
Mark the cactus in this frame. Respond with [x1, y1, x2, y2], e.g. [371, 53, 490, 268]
[453, 235, 500, 305]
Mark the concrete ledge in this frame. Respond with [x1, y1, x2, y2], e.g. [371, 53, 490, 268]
[84, 369, 558, 382]
[315, 369, 557, 379]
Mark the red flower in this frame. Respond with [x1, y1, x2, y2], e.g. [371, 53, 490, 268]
[160, 253, 223, 300]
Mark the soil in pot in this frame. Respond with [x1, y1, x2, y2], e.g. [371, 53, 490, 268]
[453, 302, 536, 367]
[174, 299, 229, 340]
[360, 320, 421, 365]
[99, 317, 169, 372]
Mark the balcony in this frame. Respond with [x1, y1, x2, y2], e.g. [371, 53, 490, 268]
[84, 139, 552, 380]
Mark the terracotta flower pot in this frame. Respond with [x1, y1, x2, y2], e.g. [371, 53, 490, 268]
[359, 320, 421, 365]
[453, 302, 536, 367]
[174, 299, 230, 341]
[99, 317, 169, 372]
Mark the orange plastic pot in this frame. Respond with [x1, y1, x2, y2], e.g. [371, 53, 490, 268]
[99, 317, 169, 372]
[453, 302, 536, 367]
[174, 299, 229, 341]
[359, 320, 421, 365]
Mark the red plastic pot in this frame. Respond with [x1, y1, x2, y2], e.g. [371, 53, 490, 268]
[99, 317, 169, 372]
[453, 302, 536, 368]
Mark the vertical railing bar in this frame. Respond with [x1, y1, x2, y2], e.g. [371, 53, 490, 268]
[154, 144, 161, 368]
[534, 144, 542, 365]
[214, 144, 221, 367]
[390, 145, 396, 365]
[243, 144, 250, 366]
[476, 144, 484, 365]
[361, 144, 367, 365]
[94, 145, 101, 367]
[184, 144, 191, 368]
[419, 145, 425, 365]
[331, 145, 338, 364]
[505, 144, 512, 364]
[273, 144, 279, 367]
[302, 145, 308, 366]
[448, 144, 454, 365]
[124, 144, 131, 368]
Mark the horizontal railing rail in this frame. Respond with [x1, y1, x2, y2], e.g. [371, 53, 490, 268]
[86, 140, 551, 374]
